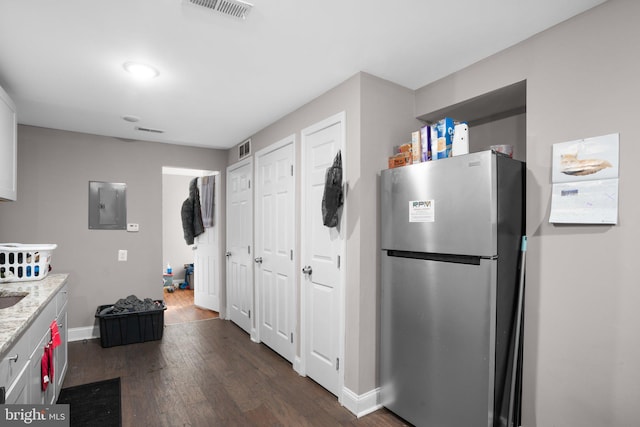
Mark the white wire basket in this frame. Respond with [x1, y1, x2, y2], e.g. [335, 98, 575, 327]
[0, 243, 57, 283]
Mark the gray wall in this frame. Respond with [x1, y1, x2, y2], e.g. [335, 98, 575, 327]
[0, 125, 228, 329]
[228, 72, 362, 388]
[359, 73, 421, 391]
[471, 113, 526, 162]
[228, 72, 419, 395]
[415, 0, 639, 425]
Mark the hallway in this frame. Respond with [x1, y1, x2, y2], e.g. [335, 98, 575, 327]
[63, 318, 406, 426]
[163, 288, 219, 325]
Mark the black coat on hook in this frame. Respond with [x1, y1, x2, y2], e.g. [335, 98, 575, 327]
[181, 178, 205, 245]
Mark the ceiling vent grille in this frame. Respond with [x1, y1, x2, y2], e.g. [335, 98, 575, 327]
[187, 0, 253, 19]
[135, 126, 165, 134]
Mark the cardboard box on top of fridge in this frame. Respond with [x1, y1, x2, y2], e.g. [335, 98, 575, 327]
[420, 125, 432, 161]
[398, 143, 412, 155]
[389, 143, 413, 168]
[388, 152, 410, 168]
[411, 131, 422, 164]
[434, 117, 454, 159]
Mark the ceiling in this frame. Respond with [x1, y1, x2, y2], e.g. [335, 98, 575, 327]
[0, 0, 606, 150]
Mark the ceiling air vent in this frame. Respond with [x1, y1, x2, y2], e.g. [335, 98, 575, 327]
[135, 126, 165, 134]
[186, 0, 253, 19]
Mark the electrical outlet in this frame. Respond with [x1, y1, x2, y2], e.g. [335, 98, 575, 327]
[118, 250, 128, 261]
[127, 223, 139, 232]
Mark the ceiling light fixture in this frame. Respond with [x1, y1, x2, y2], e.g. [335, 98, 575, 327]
[123, 62, 159, 79]
[122, 115, 140, 123]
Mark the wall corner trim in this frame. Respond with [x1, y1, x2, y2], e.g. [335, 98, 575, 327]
[342, 386, 382, 418]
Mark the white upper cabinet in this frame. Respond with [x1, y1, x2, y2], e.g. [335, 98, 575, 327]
[0, 84, 17, 201]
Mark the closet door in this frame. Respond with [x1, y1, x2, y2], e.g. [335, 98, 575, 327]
[226, 160, 253, 334]
[255, 136, 295, 362]
[300, 112, 346, 397]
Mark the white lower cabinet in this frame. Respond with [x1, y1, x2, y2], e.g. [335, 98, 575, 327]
[54, 287, 68, 394]
[4, 363, 29, 404]
[0, 322, 29, 405]
[27, 329, 56, 404]
[1, 284, 68, 405]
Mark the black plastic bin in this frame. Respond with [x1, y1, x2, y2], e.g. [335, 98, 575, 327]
[95, 300, 166, 348]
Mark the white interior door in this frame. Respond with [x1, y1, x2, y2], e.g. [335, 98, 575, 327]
[301, 112, 345, 397]
[194, 174, 220, 312]
[226, 160, 253, 334]
[255, 136, 295, 362]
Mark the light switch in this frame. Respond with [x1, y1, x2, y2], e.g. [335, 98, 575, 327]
[118, 250, 128, 261]
[127, 223, 139, 232]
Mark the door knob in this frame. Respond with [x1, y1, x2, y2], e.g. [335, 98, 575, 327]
[254, 257, 263, 264]
[225, 251, 232, 258]
[302, 265, 312, 275]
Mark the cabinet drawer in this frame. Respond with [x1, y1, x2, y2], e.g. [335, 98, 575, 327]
[28, 298, 56, 353]
[0, 332, 29, 393]
[56, 284, 68, 316]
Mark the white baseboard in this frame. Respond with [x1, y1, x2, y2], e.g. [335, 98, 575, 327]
[293, 356, 304, 376]
[68, 325, 100, 342]
[250, 328, 260, 344]
[342, 386, 382, 418]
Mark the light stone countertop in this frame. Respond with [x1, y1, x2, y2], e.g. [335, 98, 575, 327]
[0, 273, 69, 357]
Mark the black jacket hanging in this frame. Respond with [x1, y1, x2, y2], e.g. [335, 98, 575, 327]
[322, 150, 344, 228]
[181, 178, 205, 245]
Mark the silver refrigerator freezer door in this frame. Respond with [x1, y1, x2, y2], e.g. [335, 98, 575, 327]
[381, 150, 497, 256]
[380, 253, 497, 427]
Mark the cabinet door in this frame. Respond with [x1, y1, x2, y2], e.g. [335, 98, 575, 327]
[54, 304, 68, 394]
[27, 330, 52, 405]
[0, 85, 17, 201]
[0, 331, 29, 394]
[27, 349, 43, 404]
[5, 364, 29, 405]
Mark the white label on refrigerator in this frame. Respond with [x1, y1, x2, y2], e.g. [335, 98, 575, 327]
[409, 200, 435, 222]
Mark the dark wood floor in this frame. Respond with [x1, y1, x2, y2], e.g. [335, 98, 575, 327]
[63, 319, 408, 426]
[163, 288, 219, 325]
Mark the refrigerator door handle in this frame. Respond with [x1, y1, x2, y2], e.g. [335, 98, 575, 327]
[386, 250, 483, 266]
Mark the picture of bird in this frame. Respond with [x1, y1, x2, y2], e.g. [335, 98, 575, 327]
[560, 153, 612, 176]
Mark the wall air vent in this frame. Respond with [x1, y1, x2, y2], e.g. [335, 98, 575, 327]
[135, 126, 165, 134]
[186, 0, 253, 19]
[239, 139, 251, 160]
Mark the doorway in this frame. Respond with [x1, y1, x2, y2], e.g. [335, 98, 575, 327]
[254, 135, 296, 363]
[226, 159, 253, 335]
[300, 112, 346, 398]
[162, 166, 220, 325]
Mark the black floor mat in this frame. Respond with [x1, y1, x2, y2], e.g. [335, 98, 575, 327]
[56, 377, 121, 427]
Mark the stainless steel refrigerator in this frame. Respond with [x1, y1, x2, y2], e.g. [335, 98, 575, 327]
[380, 150, 525, 427]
